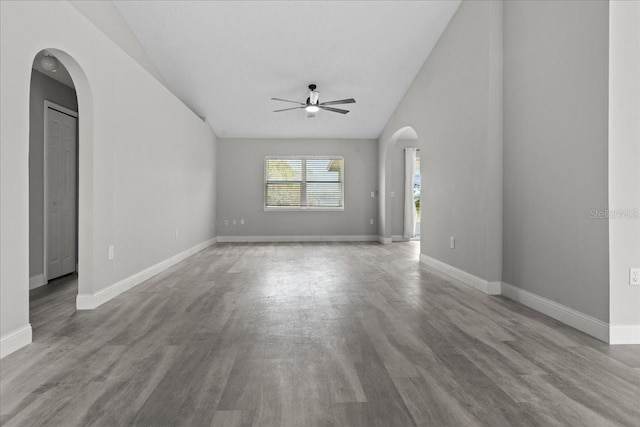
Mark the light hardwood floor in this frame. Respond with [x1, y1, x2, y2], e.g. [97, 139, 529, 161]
[1, 242, 639, 426]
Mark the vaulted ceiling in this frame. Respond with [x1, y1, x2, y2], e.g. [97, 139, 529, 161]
[113, 1, 460, 139]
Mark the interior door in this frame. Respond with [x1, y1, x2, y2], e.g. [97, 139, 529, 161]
[46, 106, 77, 281]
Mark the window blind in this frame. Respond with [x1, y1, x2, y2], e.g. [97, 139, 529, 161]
[265, 157, 344, 209]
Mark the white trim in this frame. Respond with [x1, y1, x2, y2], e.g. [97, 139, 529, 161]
[501, 282, 609, 343]
[379, 236, 392, 245]
[609, 324, 640, 345]
[44, 100, 78, 118]
[419, 254, 502, 295]
[392, 235, 409, 242]
[76, 238, 216, 310]
[216, 235, 378, 243]
[486, 281, 503, 295]
[0, 324, 32, 359]
[263, 207, 345, 212]
[43, 100, 78, 283]
[29, 274, 47, 290]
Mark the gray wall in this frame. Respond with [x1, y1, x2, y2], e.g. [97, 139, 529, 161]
[378, 0, 504, 282]
[217, 138, 378, 238]
[29, 69, 78, 279]
[503, 0, 609, 321]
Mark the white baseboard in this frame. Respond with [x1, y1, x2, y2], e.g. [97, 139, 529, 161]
[0, 324, 32, 359]
[392, 235, 411, 242]
[609, 324, 640, 345]
[216, 235, 378, 243]
[417, 255, 612, 343]
[29, 274, 46, 290]
[378, 236, 392, 245]
[419, 254, 502, 296]
[501, 282, 609, 343]
[76, 238, 216, 310]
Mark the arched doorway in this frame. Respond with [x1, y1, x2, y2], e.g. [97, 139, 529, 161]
[28, 48, 94, 321]
[378, 126, 420, 244]
[29, 51, 79, 330]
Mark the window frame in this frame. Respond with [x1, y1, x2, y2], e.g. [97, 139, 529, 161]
[264, 155, 345, 211]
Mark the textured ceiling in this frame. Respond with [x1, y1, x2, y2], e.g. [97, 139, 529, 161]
[113, 1, 460, 139]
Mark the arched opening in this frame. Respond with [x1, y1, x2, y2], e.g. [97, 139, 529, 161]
[27, 48, 94, 333]
[378, 126, 420, 244]
[29, 50, 79, 330]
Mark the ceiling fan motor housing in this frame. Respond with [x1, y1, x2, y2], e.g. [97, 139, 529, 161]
[308, 84, 320, 105]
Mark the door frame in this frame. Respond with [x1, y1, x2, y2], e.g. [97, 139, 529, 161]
[43, 100, 78, 283]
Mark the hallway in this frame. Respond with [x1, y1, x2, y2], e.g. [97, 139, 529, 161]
[1, 242, 639, 426]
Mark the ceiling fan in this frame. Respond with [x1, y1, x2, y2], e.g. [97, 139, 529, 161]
[271, 84, 355, 118]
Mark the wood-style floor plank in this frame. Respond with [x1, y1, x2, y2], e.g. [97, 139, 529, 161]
[1, 242, 639, 426]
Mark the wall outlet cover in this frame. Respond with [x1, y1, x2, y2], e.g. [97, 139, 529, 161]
[631, 268, 640, 286]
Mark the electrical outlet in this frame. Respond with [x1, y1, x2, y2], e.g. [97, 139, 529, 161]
[224, 220, 229, 226]
[370, 191, 375, 198]
[240, 219, 245, 225]
[108, 245, 114, 260]
[370, 218, 374, 225]
[631, 268, 640, 286]
[450, 237, 455, 249]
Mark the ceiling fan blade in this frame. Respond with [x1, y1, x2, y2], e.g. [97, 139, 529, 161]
[319, 98, 356, 106]
[320, 106, 349, 114]
[307, 111, 316, 119]
[271, 97, 305, 105]
[273, 106, 305, 112]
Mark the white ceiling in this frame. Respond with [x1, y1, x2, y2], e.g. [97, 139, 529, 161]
[113, 1, 460, 139]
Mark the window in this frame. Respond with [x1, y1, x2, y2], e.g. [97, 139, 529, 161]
[265, 156, 344, 210]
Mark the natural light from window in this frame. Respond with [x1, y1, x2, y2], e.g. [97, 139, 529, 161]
[264, 156, 344, 210]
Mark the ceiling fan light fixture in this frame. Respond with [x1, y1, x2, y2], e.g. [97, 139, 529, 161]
[272, 84, 355, 116]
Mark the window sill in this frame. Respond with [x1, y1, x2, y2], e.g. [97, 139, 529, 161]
[264, 206, 345, 212]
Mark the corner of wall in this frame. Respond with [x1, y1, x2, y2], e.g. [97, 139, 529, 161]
[0, 324, 32, 359]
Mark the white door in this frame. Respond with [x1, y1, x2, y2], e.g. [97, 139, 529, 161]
[46, 106, 77, 281]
